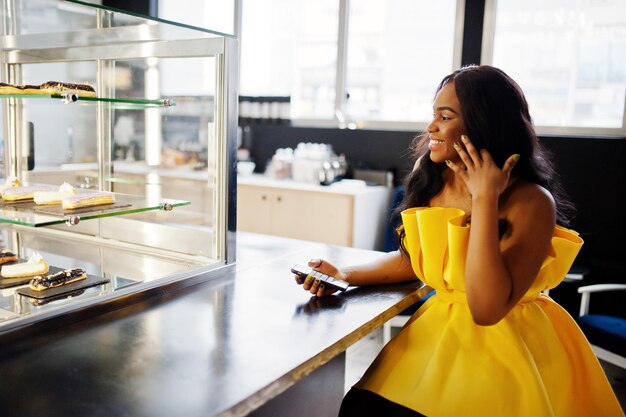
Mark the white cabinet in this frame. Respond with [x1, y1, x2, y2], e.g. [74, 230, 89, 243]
[237, 176, 391, 250]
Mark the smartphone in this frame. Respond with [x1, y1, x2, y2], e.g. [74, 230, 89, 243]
[291, 264, 349, 292]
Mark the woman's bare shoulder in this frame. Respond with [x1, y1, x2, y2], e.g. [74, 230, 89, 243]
[503, 179, 556, 224]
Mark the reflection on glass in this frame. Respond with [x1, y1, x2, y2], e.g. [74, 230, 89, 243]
[492, 0, 626, 129]
[110, 57, 217, 228]
[21, 62, 98, 169]
[158, 0, 235, 36]
[15, 0, 231, 39]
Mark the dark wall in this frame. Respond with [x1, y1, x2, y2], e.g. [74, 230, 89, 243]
[460, 0, 485, 66]
[246, 124, 626, 316]
[540, 136, 626, 315]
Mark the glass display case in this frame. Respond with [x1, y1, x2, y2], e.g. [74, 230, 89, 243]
[0, 0, 238, 333]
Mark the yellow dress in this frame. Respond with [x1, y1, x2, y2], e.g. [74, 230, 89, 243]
[355, 207, 624, 417]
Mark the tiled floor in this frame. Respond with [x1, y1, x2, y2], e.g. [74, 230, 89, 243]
[345, 326, 626, 410]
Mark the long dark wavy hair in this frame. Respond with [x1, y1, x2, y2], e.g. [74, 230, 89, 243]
[394, 65, 575, 245]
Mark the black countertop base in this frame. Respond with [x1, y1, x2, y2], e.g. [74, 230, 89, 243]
[0, 233, 422, 417]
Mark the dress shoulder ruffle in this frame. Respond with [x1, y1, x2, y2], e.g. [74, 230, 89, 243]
[400, 207, 583, 293]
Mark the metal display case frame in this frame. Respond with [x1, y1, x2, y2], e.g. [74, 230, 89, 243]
[0, 0, 238, 335]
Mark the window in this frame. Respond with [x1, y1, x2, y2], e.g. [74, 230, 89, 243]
[240, 0, 340, 119]
[345, 0, 459, 125]
[240, 0, 462, 127]
[484, 0, 626, 135]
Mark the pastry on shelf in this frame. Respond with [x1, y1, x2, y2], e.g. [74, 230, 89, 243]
[0, 82, 18, 94]
[29, 268, 87, 291]
[0, 250, 17, 265]
[2, 184, 55, 201]
[34, 182, 79, 205]
[0, 81, 96, 97]
[0, 176, 22, 193]
[39, 81, 96, 97]
[0, 252, 49, 278]
[38, 81, 96, 98]
[0, 82, 36, 94]
[62, 191, 116, 210]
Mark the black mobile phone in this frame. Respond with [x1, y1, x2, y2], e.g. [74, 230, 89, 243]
[291, 264, 349, 292]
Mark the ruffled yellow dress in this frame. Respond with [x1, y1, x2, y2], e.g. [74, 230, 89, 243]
[356, 207, 624, 417]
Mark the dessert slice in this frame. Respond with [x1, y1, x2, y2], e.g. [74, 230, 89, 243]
[62, 191, 116, 210]
[0, 250, 17, 265]
[29, 268, 87, 291]
[2, 184, 55, 201]
[34, 182, 79, 205]
[1, 252, 49, 278]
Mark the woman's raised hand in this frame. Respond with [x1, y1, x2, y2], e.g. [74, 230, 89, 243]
[294, 258, 347, 297]
[445, 134, 519, 198]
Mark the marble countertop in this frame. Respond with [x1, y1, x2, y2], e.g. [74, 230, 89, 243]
[237, 173, 389, 195]
[0, 232, 422, 417]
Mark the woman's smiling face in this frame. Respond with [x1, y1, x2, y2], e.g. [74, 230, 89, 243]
[426, 81, 467, 164]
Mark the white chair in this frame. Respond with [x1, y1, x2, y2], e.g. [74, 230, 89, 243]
[576, 284, 626, 369]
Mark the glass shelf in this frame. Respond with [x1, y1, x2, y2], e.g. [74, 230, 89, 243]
[0, 93, 175, 109]
[0, 193, 190, 228]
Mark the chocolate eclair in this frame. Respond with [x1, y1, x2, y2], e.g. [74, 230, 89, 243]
[0, 250, 17, 265]
[39, 81, 96, 97]
[0, 81, 96, 97]
[29, 268, 87, 291]
[0, 82, 40, 94]
[0, 82, 19, 94]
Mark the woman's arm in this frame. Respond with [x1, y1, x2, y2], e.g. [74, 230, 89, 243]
[342, 249, 417, 286]
[302, 249, 418, 297]
[465, 185, 555, 325]
[449, 135, 555, 325]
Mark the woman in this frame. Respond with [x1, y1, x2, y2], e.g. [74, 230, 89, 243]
[296, 65, 624, 416]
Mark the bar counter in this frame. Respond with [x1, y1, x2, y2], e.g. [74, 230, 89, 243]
[0, 232, 422, 417]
